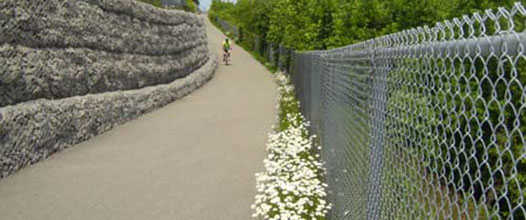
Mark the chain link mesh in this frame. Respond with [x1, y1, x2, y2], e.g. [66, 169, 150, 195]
[292, 2, 526, 220]
[215, 17, 239, 39]
[159, 0, 187, 7]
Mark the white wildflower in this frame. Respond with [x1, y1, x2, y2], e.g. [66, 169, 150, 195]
[252, 72, 330, 219]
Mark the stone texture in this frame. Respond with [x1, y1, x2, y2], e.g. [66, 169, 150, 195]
[0, 0, 205, 55]
[0, 0, 217, 178]
[0, 0, 209, 106]
[0, 44, 209, 106]
[0, 58, 217, 178]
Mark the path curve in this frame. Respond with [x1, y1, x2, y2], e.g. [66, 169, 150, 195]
[0, 16, 277, 220]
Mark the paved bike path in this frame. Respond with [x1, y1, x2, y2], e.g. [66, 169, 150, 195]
[0, 16, 277, 220]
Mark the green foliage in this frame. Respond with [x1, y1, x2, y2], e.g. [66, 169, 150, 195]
[210, 0, 517, 50]
[185, 0, 197, 12]
[278, 88, 302, 132]
[210, 0, 525, 218]
[208, 0, 237, 25]
[137, 0, 163, 8]
[136, 0, 197, 12]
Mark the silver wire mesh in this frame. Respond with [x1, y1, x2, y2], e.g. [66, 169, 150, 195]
[278, 45, 293, 72]
[292, 2, 526, 220]
[160, 0, 187, 7]
[215, 16, 239, 39]
[267, 42, 277, 66]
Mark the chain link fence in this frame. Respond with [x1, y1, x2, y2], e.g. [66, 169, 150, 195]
[160, 0, 187, 7]
[293, 2, 526, 220]
[213, 4, 526, 217]
[211, 16, 293, 71]
[214, 17, 239, 40]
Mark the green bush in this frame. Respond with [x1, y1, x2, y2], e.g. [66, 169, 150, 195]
[137, 0, 162, 8]
[137, 0, 197, 12]
[210, 0, 524, 218]
[184, 0, 197, 12]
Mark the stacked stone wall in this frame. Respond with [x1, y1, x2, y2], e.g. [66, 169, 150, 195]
[0, 0, 217, 178]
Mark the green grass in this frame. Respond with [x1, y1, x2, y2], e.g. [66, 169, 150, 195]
[277, 93, 301, 131]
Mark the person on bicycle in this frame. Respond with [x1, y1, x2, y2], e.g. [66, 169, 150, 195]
[222, 38, 231, 64]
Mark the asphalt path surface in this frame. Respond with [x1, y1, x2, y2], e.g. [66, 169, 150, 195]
[0, 15, 277, 220]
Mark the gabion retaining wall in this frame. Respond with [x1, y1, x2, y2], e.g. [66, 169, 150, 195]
[0, 0, 209, 107]
[0, 58, 216, 178]
[0, 0, 217, 178]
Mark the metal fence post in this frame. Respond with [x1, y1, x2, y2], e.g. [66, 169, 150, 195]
[278, 45, 282, 71]
[366, 40, 387, 220]
[209, 8, 526, 218]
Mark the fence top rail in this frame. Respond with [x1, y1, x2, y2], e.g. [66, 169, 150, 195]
[300, 2, 526, 57]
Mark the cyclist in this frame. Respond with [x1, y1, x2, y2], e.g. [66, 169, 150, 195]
[222, 38, 231, 65]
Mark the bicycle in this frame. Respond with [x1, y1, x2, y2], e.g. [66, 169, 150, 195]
[223, 49, 230, 65]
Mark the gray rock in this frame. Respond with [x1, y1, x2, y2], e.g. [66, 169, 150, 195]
[0, 0, 218, 178]
[0, 0, 206, 55]
[0, 0, 210, 106]
[0, 44, 209, 106]
[0, 57, 217, 178]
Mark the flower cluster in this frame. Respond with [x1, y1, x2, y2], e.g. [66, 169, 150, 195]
[252, 72, 330, 220]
